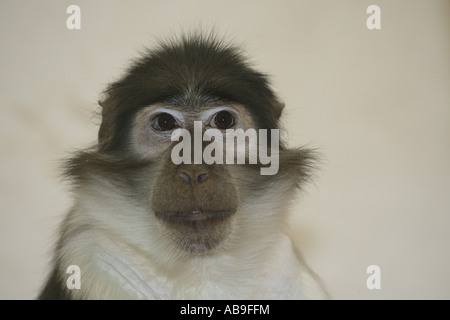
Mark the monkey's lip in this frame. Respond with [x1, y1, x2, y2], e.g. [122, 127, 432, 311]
[155, 209, 236, 223]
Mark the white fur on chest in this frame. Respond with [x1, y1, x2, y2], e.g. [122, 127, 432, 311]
[60, 229, 322, 299]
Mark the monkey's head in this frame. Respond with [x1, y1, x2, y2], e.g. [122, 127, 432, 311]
[68, 34, 314, 260]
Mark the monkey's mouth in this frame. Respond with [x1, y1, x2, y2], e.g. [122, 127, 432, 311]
[155, 209, 236, 223]
[154, 208, 237, 253]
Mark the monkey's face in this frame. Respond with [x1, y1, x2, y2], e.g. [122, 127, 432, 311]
[131, 102, 256, 254]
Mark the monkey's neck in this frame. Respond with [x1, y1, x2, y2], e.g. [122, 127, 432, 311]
[58, 222, 306, 299]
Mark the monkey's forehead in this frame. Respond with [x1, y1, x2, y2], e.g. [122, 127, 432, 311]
[160, 92, 232, 110]
[105, 36, 275, 107]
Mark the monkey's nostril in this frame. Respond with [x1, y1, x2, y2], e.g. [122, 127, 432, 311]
[197, 173, 208, 183]
[179, 172, 191, 184]
[179, 170, 208, 184]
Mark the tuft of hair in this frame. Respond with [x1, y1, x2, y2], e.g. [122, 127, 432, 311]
[98, 32, 284, 153]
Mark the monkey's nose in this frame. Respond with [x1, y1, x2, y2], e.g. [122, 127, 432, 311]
[179, 171, 208, 184]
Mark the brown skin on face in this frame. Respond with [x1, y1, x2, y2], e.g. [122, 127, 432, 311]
[150, 143, 239, 254]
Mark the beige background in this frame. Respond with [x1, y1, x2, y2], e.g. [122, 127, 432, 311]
[1, 0, 449, 299]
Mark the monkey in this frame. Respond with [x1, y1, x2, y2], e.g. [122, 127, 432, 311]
[38, 33, 328, 300]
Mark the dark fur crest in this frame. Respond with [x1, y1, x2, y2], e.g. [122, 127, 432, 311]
[98, 33, 284, 153]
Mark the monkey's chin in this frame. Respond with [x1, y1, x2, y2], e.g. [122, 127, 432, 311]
[154, 209, 237, 254]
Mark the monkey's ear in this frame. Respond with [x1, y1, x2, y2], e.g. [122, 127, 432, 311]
[98, 98, 106, 108]
[265, 92, 285, 121]
[97, 95, 119, 151]
[273, 101, 285, 120]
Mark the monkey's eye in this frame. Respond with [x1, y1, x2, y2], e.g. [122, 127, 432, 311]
[151, 113, 177, 131]
[212, 111, 236, 129]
